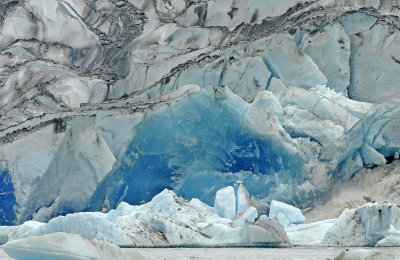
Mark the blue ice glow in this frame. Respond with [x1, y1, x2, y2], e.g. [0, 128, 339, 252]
[90, 87, 308, 210]
[0, 169, 17, 225]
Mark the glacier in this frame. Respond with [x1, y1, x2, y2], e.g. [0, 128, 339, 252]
[0, 0, 399, 247]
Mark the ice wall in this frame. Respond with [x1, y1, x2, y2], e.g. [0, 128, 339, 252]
[0, 0, 400, 225]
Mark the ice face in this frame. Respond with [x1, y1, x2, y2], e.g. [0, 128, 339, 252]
[87, 86, 311, 214]
[300, 22, 350, 93]
[269, 200, 305, 227]
[1, 0, 400, 225]
[286, 203, 400, 247]
[348, 23, 400, 103]
[322, 203, 400, 247]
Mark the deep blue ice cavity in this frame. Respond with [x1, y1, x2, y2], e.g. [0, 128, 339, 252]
[90, 87, 306, 210]
[0, 169, 17, 225]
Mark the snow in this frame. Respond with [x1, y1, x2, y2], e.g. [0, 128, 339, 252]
[269, 200, 305, 227]
[2, 232, 145, 260]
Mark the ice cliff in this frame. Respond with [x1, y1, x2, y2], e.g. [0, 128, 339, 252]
[0, 0, 400, 225]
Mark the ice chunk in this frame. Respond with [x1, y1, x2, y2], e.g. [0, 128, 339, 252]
[376, 225, 400, 246]
[2, 232, 146, 260]
[339, 13, 378, 36]
[360, 144, 387, 167]
[232, 206, 258, 227]
[285, 219, 336, 246]
[269, 200, 305, 227]
[323, 203, 400, 246]
[268, 77, 288, 101]
[348, 24, 400, 103]
[214, 186, 236, 220]
[300, 22, 350, 93]
[264, 38, 327, 90]
[237, 184, 251, 214]
[221, 56, 271, 102]
[334, 248, 395, 260]
[252, 216, 291, 246]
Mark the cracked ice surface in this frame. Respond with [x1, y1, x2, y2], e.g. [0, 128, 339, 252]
[0, 0, 400, 226]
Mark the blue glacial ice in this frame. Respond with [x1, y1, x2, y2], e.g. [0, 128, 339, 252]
[0, 0, 400, 227]
[268, 200, 305, 227]
[0, 168, 17, 226]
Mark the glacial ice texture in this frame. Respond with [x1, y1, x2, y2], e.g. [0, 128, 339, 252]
[268, 200, 305, 227]
[0, 0, 400, 225]
[2, 232, 145, 260]
[0, 188, 290, 247]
